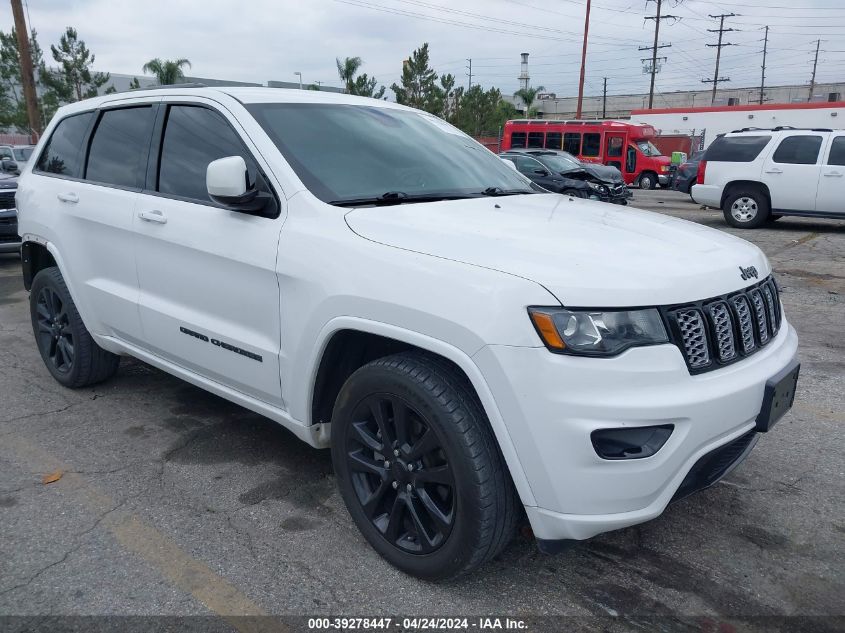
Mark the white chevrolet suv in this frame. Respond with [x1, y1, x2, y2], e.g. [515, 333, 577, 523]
[17, 87, 799, 579]
[692, 127, 845, 228]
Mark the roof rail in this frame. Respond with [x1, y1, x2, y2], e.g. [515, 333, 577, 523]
[130, 82, 207, 91]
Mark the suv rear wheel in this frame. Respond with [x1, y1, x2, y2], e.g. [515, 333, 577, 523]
[330, 351, 519, 580]
[722, 188, 770, 229]
[29, 267, 120, 387]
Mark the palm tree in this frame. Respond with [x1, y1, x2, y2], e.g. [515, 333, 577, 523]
[142, 58, 192, 85]
[336, 56, 363, 93]
[514, 85, 545, 117]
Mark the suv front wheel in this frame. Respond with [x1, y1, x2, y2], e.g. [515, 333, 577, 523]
[722, 188, 770, 229]
[331, 352, 519, 580]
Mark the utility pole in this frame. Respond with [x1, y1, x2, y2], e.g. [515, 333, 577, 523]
[703, 13, 737, 105]
[602, 77, 607, 118]
[759, 26, 769, 105]
[466, 58, 472, 91]
[10, 0, 41, 140]
[642, 0, 677, 110]
[808, 39, 821, 102]
[575, 0, 591, 119]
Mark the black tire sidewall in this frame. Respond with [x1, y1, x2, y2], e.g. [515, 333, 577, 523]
[331, 360, 492, 580]
[722, 189, 770, 228]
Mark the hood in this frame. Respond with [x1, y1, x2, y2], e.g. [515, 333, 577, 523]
[345, 194, 769, 307]
[0, 172, 18, 187]
[573, 163, 625, 184]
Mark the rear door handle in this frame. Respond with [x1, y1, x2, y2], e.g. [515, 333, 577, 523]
[823, 171, 843, 177]
[57, 192, 78, 203]
[138, 209, 167, 224]
[764, 168, 783, 174]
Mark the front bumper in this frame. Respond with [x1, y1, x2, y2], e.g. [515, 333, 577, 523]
[658, 174, 670, 186]
[472, 320, 799, 541]
[0, 208, 19, 253]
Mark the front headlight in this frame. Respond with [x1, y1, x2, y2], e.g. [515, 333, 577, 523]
[587, 181, 607, 192]
[528, 307, 668, 356]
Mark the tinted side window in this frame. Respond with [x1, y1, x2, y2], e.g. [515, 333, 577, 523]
[704, 135, 771, 162]
[828, 137, 845, 166]
[545, 132, 562, 149]
[527, 132, 544, 149]
[582, 133, 601, 157]
[563, 132, 581, 155]
[772, 135, 822, 165]
[515, 156, 542, 175]
[158, 105, 257, 203]
[36, 112, 94, 176]
[510, 132, 526, 148]
[86, 106, 155, 188]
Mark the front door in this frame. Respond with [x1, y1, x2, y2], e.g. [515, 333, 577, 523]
[605, 133, 625, 173]
[133, 101, 285, 406]
[815, 135, 845, 214]
[760, 133, 824, 211]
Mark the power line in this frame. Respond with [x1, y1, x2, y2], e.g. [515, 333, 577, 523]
[702, 12, 738, 105]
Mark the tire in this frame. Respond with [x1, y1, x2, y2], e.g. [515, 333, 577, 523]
[722, 188, 770, 229]
[330, 351, 519, 580]
[29, 267, 120, 388]
[639, 172, 657, 190]
[561, 188, 583, 198]
[768, 214, 783, 223]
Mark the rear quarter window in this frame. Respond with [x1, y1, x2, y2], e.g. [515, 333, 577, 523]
[704, 135, 772, 162]
[35, 112, 95, 177]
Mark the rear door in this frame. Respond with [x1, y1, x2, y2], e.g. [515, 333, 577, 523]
[760, 132, 824, 211]
[27, 103, 157, 340]
[604, 132, 626, 173]
[815, 135, 845, 214]
[133, 99, 285, 406]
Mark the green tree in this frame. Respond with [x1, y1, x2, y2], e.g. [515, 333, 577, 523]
[391, 43, 441, 114]
[142, 58, 191, 85]
[514, 85, 545, 117]
[306, 83, 320, 91]
[40, 27, 111, 101]
[128, 77, 141, 90]
[336, 56, 385, 98]
[438, 73, 460, 122]
[0, 28, 59, 132]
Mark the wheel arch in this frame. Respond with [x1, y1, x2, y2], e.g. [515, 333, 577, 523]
[21, 240, 58, 291]
[307, 318, 537, 506]
[720, 180, 771, 210]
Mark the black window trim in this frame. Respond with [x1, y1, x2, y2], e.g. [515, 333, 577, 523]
[826, 135, 845, 166]
[145, 100, 281, 217]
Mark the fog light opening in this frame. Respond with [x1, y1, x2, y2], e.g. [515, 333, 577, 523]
[591, 424, 674, 460]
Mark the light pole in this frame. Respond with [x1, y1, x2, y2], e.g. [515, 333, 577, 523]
[294, 72, 302, 90]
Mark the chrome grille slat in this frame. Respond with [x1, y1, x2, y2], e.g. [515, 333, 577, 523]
[668, 275, 781, 373]
[750, 289, 769, 344]
[730, 296, 756, 354]
[707, 301, 737, 362]
[675, 309, 710, 368]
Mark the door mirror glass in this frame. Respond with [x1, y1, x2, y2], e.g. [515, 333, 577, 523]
[534, 168, 549, 176]
[206, 155, 275, 217]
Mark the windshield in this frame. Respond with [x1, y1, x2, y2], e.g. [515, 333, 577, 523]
[636, 141, 663, 157]
[12, 147, 33, 161]
[246, 103, 534, 204]
[535, 153, 582, 173]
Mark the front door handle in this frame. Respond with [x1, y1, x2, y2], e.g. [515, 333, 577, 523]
[138, 209, 167, 224]
[764, 168, 783, 174]
[823, 171, 843, 177]
[57, 192, 78, 203]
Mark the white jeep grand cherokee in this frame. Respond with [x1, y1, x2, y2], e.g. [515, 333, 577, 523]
[17, 87, 799, 580]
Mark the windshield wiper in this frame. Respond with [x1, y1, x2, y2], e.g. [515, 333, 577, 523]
[479, 187, 533, 197]
[329, 191, 476, 207]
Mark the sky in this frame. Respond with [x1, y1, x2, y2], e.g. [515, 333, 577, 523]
[2, 0, 844, 102]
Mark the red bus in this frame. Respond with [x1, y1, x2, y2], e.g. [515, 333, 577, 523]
[502, 119, 672, 189]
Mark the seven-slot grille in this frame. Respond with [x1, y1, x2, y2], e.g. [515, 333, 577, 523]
[666, 276, 782, 374]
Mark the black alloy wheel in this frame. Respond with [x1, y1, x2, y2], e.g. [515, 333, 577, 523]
[344, 393, 455, 554]
[34, 285, 74, 374]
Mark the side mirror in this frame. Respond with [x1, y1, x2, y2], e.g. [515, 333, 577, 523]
[533, 168, 549, 176]
[206, 156, 276, 217]
[1, 158, 17, 173]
